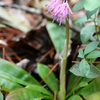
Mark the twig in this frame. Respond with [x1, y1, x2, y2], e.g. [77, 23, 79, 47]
[40, 62, 59, 83]
[6, 52, 15, 64]
[30, 48, 54, 71]
[2, 46, 5, 59]
[69, 76, 79, 92]
[7, 47, 22, 61]
[11, 17, 43, 41]
[54, 91, 57, 100]
[0, 3, 81, 34]
[72, 61, 80, 63]
[5, 34, 14, 42]
[5, 49, 15, 64]
[72, 61, 100, 64]
[71, 45, 79, 67]
[0, 2, 41, 14]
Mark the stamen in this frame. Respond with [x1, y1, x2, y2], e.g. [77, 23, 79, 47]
[45, 4, 48, 7]
[45, 0, 73, 26]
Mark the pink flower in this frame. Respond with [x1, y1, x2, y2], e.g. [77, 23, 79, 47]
[45, 0, 73, 26]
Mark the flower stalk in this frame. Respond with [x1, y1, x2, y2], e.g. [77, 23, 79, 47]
[45, 0, 72, 99]
[58, 19, 69, 100]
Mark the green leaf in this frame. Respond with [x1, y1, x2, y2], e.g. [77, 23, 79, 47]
[5, 88, 53, 100]
[67, 73, 82, 92]
[85, 8, 98, 19]
[69, 63, 83, 77]
[86, 50, 100, 58]
[37, 63, 58, 93]
[0, 86, 11, 93]
[1, 82, 6, 89]
[34, 98, 42, 100]
[46, 21, 66, 53]
[0, 92, 3, 100]
[72, 0, 85, 11]
[84, 41, 99, 55]
[78, 50, 84, 58]
[96, 64, 100, 68]
[73, 81, 88, 91]
[80, 25, 95, 44]
[26, 85, 53, 97]
[84, 0, 100, 11]
[79, 59, 90, 76]
[94, 34, 100, 41]
[70, 63, 100, 78]
[0, 77, 22, 91]
[97, 19, 100, 24]
[75, 23, 83, 29]
[0, 59, 41, 86]
[68, 95, 82, 100]
[77, 77, 100, 100]
[66, 81, 88, 99]
[89, 65, 100, 78]
[67, 73, 92, 92]
[91, 8, 99, 19]
[75, 16, 91, 24]
[0, 24, 6, 28]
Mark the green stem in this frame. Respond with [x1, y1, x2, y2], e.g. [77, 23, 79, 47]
[58, 20, 69, 100]
[66, 20, 69, 52]
[86, 59, 100, 72]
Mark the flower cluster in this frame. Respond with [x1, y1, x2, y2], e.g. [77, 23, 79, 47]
[45, 0, 73, 26]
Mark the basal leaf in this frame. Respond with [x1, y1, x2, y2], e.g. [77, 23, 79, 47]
[84, 41, 99, 55]
[67, 73, 92, 92]
[80, 25, 95, 44]
[1, 82, 6, 89]
[79, 59, 90, 76]
[37, 63, 58, 93]
[46, 21, 66, 53]
[0, 77, 22, 90]
[26, 85, 53, 97]
[77, 77, 100, 100]
[73, 81, 88, 91]
[72, 0, 85, 11]
[66, 81, 88, 99]
[67, 73, 83, 92]
[68, 95, 82, 100]
[0, 59, 41, 86]
[0, 92, 3, 100]
[5, 88, 52, 100]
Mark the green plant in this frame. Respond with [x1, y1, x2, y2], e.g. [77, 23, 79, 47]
[0, 59, 58, 100]
[1, 58, 100, 100]
[1, 0, 100, 100]
[70, 41, 100, 78]
[70, 0, 100, 77]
